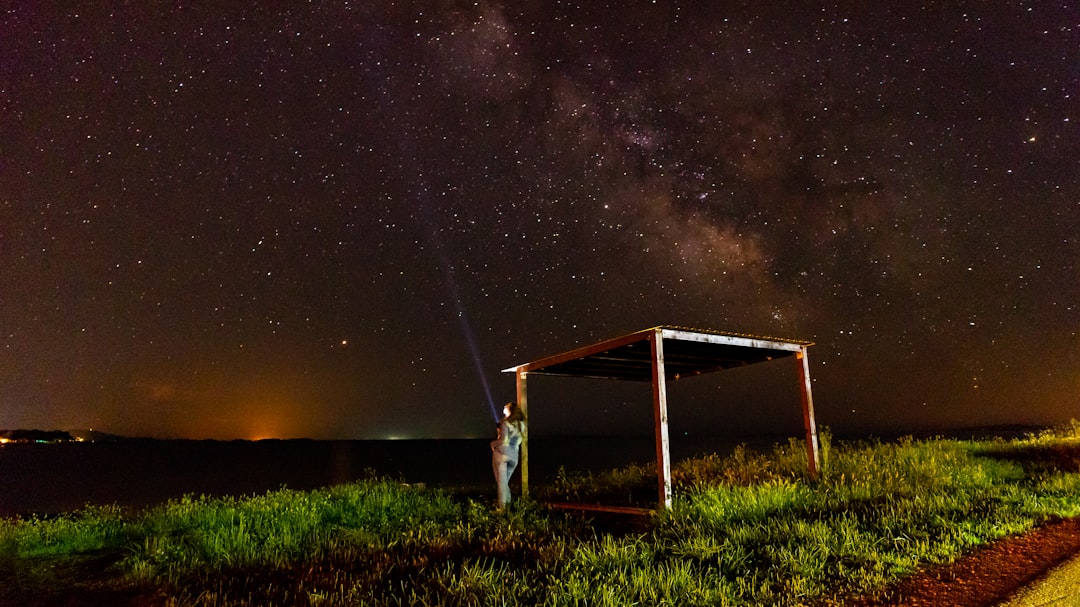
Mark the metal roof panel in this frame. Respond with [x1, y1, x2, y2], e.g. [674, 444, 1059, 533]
[503, 326, 813, 381]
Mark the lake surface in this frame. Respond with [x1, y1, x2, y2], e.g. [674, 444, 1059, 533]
[0, 435, 752, 516]
[0, 427, 1036, 517]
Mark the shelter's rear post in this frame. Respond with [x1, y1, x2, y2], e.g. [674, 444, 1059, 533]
[797, 346, 821, 478]
[516, 368, 529, 497]
[650, 329, 673, 510]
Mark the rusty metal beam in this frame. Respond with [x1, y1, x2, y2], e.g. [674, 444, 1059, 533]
[502, 330, 652, 375]
[547, 502, 655, 516]
[650, 329, 673, 510]
[516, 369, 529, 497]
[797, 346, 821, 478]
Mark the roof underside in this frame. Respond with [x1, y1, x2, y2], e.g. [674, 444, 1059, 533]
[503, 326, 814, 382]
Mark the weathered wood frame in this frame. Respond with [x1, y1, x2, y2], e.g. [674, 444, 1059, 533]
[503, 326, 819, 510]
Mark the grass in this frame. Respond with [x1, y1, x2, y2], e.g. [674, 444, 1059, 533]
[3, 422, 1080, 606]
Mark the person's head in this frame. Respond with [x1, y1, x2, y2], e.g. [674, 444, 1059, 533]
[503, 401, 525, 423]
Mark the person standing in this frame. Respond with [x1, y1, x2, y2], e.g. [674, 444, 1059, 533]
[491, 401, 525, 508]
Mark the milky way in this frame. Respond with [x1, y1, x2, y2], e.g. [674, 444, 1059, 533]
[2, 2, 1078, 439]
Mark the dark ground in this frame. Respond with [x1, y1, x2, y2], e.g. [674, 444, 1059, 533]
[825, 516, 1080, 607]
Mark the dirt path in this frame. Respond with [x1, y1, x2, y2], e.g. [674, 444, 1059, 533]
[833, 517, 1080, 607]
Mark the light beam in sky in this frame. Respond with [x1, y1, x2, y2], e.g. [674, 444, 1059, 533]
[413, 180, 500, 423]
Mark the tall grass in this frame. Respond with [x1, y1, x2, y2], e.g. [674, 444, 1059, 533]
[4, 423, 1080, 606]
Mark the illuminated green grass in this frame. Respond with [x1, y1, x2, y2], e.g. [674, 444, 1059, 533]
[3, 422, 1080, 606]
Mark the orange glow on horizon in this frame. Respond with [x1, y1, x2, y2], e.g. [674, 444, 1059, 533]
[177, 389, 312, 441]
[241, 409, 293, 441]
[233, 389, 314, 440]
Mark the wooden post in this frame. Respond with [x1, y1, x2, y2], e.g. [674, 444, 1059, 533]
[651, 329, 673, 509]
[796, 347, 821, 478]
[516, 369, 529, 497]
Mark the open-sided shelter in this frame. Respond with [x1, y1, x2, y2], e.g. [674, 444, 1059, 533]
[502, 326, 820, 510]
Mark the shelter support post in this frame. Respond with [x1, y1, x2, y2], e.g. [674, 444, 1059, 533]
[796, 347, 821, 478]
[516, 369, 529, 497]
[650, 330, 673, 509]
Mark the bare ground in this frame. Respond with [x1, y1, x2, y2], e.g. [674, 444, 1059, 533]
[828, 516, 1080, 607]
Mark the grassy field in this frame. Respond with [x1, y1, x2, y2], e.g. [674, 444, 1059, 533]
[3, 424, 1080, 606]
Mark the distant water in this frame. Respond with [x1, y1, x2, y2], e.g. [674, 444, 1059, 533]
[0, 435, 754, 517]
[0, 428, 1041, 517]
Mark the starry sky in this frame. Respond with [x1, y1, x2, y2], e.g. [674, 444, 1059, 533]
[2, 2, 1078, 441]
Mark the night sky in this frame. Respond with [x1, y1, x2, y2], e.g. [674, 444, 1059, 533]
[2, 2, 1078, 441]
